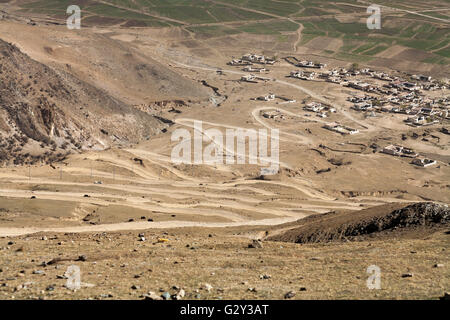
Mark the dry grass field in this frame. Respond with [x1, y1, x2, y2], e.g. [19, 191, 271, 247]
[0, 220, 448, 300]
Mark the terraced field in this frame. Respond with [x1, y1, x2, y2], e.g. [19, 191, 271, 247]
[11, 0, 449, 66]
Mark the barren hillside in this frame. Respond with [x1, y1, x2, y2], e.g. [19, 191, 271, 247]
[0, 39, 175, 164]
[266, 202, 450, 243]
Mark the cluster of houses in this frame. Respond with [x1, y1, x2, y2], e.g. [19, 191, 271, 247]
[404, 114, 441, 126]
[323, 123, 359, 135]
[319, 68, 362, 84]
[410, 74, 446, 91]
[227, 59, 252, 66]
[262, 110, 284, 120]
[294, 60, 326, 69]
[251, 93, 296, 103]
[236, 53, 276, 65]
[348, 93, 449, 126]
[318, 67, 446, 94]
[411, 158, 437, 167]
[228, 54, 276, 67]
[243, 66, 269, 73]
[240, 74, 271, 83]
[290, 70, 316, 81]
[304, 102, 336, 118]
[229, 54, 448, 139]
[381, 145, 437, 167]
[381, 145, 418, 158]
[242, 53, 276, 65]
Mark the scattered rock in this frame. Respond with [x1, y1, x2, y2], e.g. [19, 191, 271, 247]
[32, 270, 45, 275]
[77, 255, 87, 262]
[284, 291, 296, 299]
[440, 292, 450, 300]
[401, 273, 413, 278]
[202, 283, 213, 292]
[260, 274, 271, 280]
[131, 285, 140, 290]
[299, 287, 307, 291]
[23, 282, 33, 289]
[161, 292, 171, 300]
[173, 289, 185, 300]
[433, 263, 444, 268]
[143, 291, 162, 300]
[248, 240, 263, 249]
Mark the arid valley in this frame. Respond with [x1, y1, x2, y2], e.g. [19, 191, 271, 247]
[0, 0, 448, 300]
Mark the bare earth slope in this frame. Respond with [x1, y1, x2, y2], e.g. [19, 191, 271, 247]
[0, 39, 172, 164]
[267, 202, 450, 243]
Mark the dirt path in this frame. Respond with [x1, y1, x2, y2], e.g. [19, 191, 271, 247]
[0, 217, 301, 237]
[293, 22, 304, 53]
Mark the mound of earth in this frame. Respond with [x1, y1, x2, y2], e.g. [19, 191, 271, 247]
[0, 38, 166, 165]
[267, 202, 450, 243]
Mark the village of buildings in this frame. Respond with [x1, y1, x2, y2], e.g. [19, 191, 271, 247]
[227, 53, 449, 169]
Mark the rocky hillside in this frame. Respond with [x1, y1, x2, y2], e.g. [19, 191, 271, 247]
[0, 39, 167, 165]
[267, 202, 450, 243]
